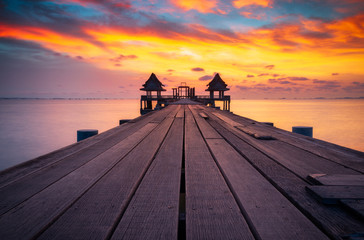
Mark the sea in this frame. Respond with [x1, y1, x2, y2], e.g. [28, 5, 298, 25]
[0, 98, 363, 171]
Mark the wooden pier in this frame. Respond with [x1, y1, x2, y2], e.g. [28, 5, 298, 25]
[0, 103, 363, 239]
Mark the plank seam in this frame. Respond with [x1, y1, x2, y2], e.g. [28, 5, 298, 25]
[0, 109, 166, 189]
[105, 107, 179, 240]
[205, 115, 335, 239]
[178, 105, 186, 240]
[218, 111, 364, 174]
[30, 121, 164, 239]
[0, 123, 160, 218]
[187, 106, 261, 240]
[207, 113, 312, 184]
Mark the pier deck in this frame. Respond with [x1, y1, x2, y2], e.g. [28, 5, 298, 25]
[0, 104, 363, 239]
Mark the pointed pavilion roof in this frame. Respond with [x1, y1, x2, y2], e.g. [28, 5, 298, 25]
[140, 73, 166, 91]
[205, 73, 229, 91]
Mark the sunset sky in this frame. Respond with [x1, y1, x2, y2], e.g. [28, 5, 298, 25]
[0, 0, 363, 99]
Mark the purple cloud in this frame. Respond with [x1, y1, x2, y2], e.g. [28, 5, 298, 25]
[332, 73, 339, 76]
[265, 65, 275, 70]
[199, 75, 213, 81]
[313, 79, 337, 84]
[287, 77, 309, 81]
[247, 74, 254, 77]
[191, 67, 204, 72]
[109, 54, 137, 62]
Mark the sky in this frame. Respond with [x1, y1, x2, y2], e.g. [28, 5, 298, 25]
[0, 0, 363, 99]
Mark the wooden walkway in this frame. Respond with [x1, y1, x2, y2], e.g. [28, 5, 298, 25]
[0, 104, 363, 239]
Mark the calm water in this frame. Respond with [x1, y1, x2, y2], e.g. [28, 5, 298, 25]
[0, 99, 363, 170]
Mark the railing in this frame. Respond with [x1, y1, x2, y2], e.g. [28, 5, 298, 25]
[141, 95, 230, 101]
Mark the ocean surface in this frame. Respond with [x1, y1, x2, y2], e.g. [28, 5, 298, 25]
[0, 99, 363, 170]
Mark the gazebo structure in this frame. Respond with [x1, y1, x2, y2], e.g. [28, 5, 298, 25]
[139, 72, 230, 114]
[140, 73, 166, 115]
[205, 73, 230, 111]
[172, 82, 195, 99]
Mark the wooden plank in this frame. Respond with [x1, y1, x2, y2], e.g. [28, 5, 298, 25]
[206, 138, 328, 239]
[189, 106, 222, 139]
[110, 117, 184, 239]
[0, 122, 159, 216]
[235, 125, 275, 140]
[308, 174, 364, 186]
[0, 105, 179, 216]
[0, 112, 177, 240]
[205, 113, 364, 238]
[212, 107, 364, 173]
[199, 112, 208, 119]
[212, 112, 242, 127]
[206, 108, 360, 180]
[184, 108, 254, 240]
[36, 116, 176, 240]
[0, 105, 175, 187]
[306, 186, 364, 204]
[340, 199, 364, 220]
[175, 105, 184, 118]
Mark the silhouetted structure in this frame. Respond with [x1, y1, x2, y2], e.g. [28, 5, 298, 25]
[172, 82, 195, 99]
[140, 73, 166, 114]
[205, 73, 230, 110]
[140, 72, 230, 114]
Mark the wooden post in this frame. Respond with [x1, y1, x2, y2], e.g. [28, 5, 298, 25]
[119, 119, 131, 125]
[77, 129, 98, 142]
[292, 126, 313, 137]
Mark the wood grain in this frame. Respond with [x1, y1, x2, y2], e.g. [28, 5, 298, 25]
[111, 116, 184, 239]
[36, 110, 178, 240]
[308, 174, 364, 186]
[204, 108, 364, 238]
[184, 108, 254, 240]
[306, 186, 364, 204]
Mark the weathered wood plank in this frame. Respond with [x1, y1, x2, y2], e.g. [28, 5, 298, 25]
[0, 121, 163, 239]
[175, 105, 184, 118]
[308, 174, 364, 186]
[205, 111, 364, 238]
[36, 113, 177, 240]
[206, 138, 328, 239]
[189, 106, 222, 139]
[206, 108, 360, 180]
[213, 108, 364, 173]
[110, 116, 184, 239]
[0, 122, 159, 216]
[340, 199, 364, 220]
[0, 106, 179, 217]
[184, 108, 254, 240]
[235, 125, 275, 140]
[199, 112, 208, 119]
[0, 105, 175, 188]
[306, 186, 364, 204]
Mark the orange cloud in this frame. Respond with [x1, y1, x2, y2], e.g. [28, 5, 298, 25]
[0, 24, 103, 57]
[233, 0, 272, 8]
[170, 0, 218, 13]
[2, 10, 363, 98]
